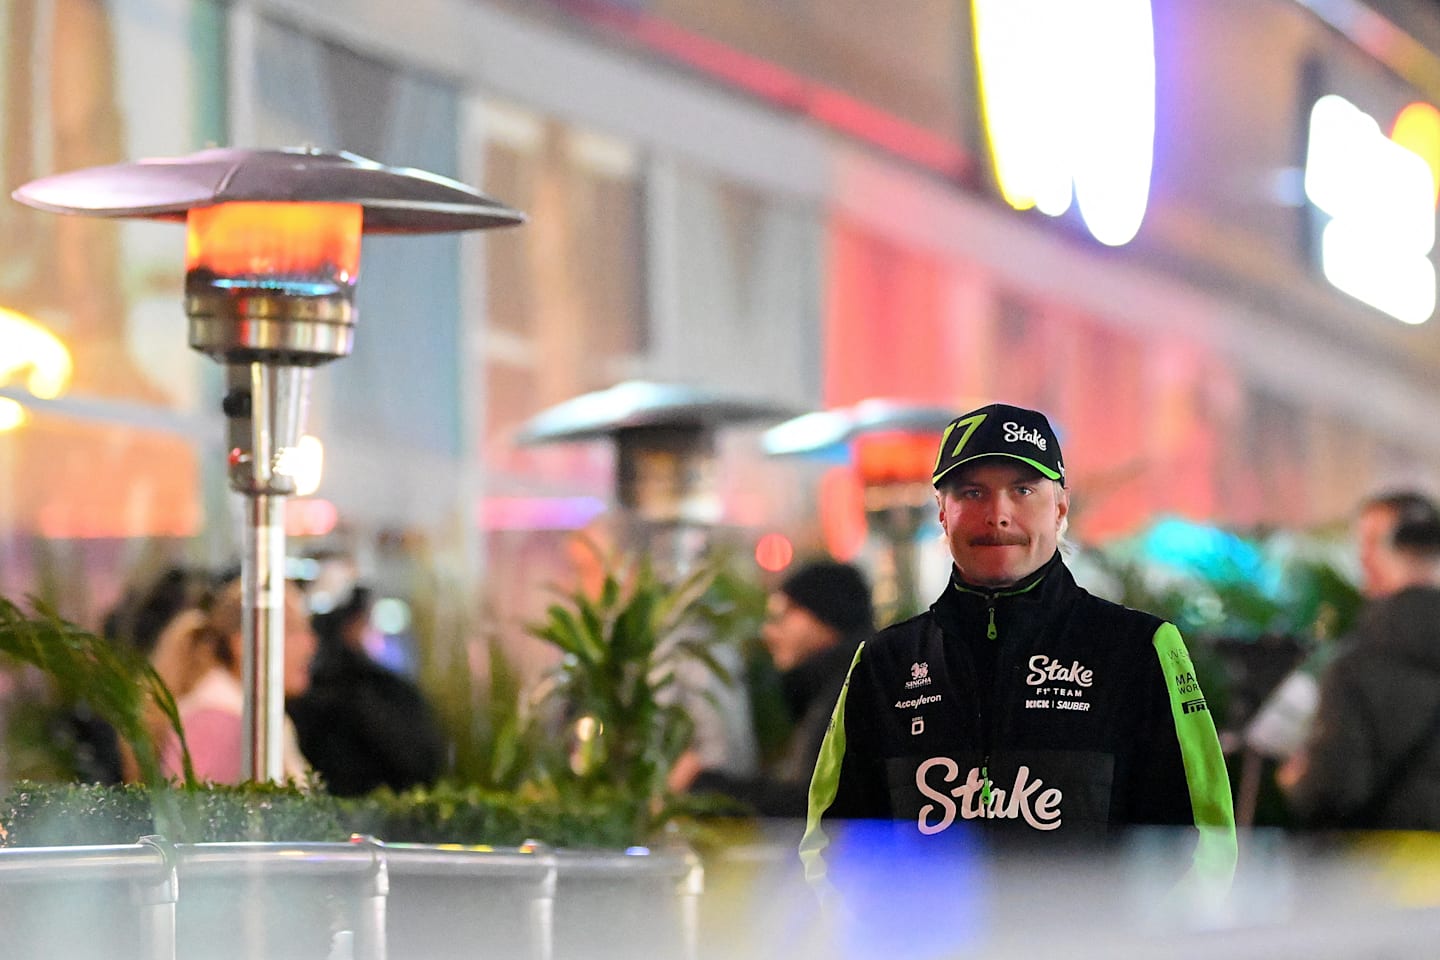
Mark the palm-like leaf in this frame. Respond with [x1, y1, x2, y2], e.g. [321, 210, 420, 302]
[524, 544, 742, 840]
[0, 596, 193, 787]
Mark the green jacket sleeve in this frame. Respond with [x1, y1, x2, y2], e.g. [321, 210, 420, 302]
[1152, 622, 1238, 898]
[799, 642, 869, 885]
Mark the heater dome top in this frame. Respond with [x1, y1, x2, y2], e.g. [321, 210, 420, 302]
[516, 380, 797, 445]
[761, 398, 958, 458]
[12, 146, 524, 233]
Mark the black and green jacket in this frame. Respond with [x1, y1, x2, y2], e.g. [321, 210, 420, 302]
[801, 554, 1235, 887]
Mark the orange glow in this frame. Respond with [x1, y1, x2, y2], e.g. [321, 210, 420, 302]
[0, 306, 72, 399]
[185, 202, 362, 282]
[820, 468, 868, 562]
[754, 532, 795, 572]
[1391, 102, 1440, 205]
[855, 432, 940, 486]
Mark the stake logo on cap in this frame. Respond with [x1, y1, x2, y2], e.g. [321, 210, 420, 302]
[931, 403, 1066, 488]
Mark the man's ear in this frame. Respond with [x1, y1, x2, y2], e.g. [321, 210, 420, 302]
[1055, 485, 1070, 526]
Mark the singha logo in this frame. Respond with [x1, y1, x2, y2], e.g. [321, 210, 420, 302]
[905, 661, 932, 689]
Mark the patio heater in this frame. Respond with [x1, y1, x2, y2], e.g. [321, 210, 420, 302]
[763, 399, 956, 621]
[14, 147, 523, 781]
[515, 380, 794, 574]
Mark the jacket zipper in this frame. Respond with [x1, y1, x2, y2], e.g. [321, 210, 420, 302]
[951, 576, 1043, 821]
[982, 599, 996, 815]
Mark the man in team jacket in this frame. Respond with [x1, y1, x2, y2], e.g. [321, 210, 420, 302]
[801, 402, 1236, 892]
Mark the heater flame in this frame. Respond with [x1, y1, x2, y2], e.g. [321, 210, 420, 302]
[185, 202, 362, 290]
[855, 432, 941, 487]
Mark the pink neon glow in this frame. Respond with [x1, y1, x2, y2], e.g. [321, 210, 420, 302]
[478, 496, 608, 531]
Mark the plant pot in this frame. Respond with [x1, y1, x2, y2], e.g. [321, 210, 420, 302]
[551, 847, 703, 960]
[381, 841, 555, 960]
[173, 839, 385, 960]
[0, 838, 176, 960]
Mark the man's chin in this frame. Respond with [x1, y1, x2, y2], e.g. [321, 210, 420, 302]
[959, 566, 1022, 589]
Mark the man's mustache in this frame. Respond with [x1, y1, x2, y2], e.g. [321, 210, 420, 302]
[969, 533, 1029, 547]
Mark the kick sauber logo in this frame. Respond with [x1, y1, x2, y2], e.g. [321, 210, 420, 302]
[905, 661, 932, 689]
[1023, 654, 1094, 712]
[915, 758, 1063, 833]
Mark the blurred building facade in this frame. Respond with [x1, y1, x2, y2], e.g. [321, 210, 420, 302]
[3, 0, 1440, 654]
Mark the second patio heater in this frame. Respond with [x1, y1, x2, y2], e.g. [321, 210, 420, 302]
[516, 380, 794, 575]
[15, 147, 524, 781]
[763, 399, 957, 622]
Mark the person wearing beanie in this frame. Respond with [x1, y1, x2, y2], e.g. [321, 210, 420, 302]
[680, 560, 874, 820]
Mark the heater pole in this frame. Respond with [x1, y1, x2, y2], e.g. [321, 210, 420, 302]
[241, 492, 287, 782]
[228, 361, 310, 783]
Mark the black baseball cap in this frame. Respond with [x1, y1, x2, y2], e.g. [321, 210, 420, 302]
[931, 403, 1066, 488]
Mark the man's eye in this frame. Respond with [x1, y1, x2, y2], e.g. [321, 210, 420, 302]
[1015, 485, 1034, 496]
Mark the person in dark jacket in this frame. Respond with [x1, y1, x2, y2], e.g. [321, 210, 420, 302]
[1279, 490, 1440, 828]
[802, 402, 1235, 892]
[288, 586, 447, 796]
[684, 561, 874, 818]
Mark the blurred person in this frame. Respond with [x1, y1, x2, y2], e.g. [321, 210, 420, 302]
[159, 578, 315, 784]
[673, 561, 874, 819]
[1278, 490, 1440, 829]
[110, 566, 216, 703]
[100, 565, 216, 782]
[802, 403, 1235, 890]
[288, 586, 447, 796]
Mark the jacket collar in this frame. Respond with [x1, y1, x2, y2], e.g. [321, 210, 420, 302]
[948, 550, 1064, 601]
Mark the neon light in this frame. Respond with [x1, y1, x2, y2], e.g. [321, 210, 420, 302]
[0, 307, 72, 399]
[1305, 94, 1436, 324]
[973, 0, 1155, 246]
[1390, 102, 1440, 205]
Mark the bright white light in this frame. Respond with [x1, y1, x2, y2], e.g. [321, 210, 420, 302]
[1305, 94, 1437, 324]
[0, 397, 27, 432]
[974, 0, 1071, 214]
[1321, 221, 1437, 324]
[974, 0, 1155, 246]
[275, 434, 325, 495]
[372, 597, 411, 635]
[1072, 0, 1156, 246]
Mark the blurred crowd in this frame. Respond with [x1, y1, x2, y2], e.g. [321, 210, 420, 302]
[79, 566, 447, 796]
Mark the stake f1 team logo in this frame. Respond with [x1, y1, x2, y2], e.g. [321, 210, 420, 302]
[972, 0, 1156, 247]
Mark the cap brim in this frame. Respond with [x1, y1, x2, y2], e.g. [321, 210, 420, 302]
[933, 453, 1063, 487]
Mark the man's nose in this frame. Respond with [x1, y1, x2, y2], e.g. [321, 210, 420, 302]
[986, 494, 1012, 527]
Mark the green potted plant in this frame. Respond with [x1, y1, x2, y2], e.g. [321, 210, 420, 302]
[520, 540, 735, 960]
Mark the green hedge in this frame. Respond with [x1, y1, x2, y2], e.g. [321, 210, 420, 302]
[0, 779, 677, 850]
[0, 781, 349, 847]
